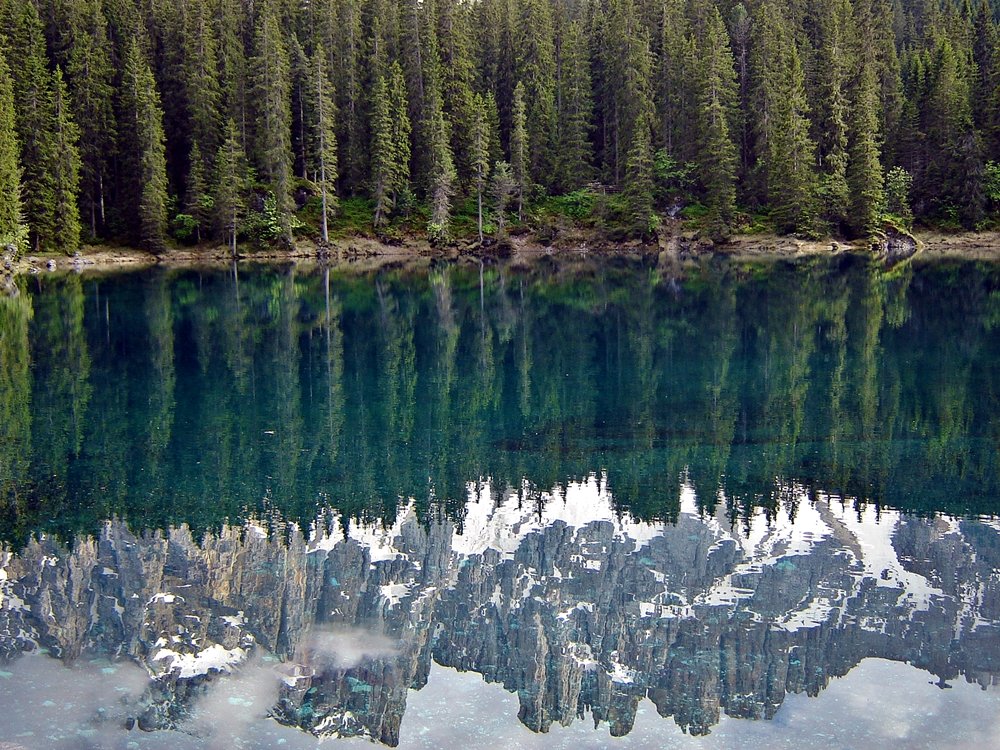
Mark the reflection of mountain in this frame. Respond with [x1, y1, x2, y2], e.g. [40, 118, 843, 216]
[2, 479, 998, 744]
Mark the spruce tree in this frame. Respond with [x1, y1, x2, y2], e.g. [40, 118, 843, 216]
[250, 2, 294, 242]
[491, 160, 514, 239]
[427, 98, 456, 244]
[371, 61, 411, 227]
[515, 0, 556, 186]
[812, 0, 853, 228]
[847, 51, 886, 237]
[623, 114, 655, 237]
[309, 48, 338, 243]
[64, 0, 115, 239]
[9, 1, 56, 252]
[214, 118, 249, 256]
[182, 0, 222, 166]
[553, 20, 593, 193]
[471, 93, 491, 242]
[216, 0, 248, 144]
[696, 8, 739, 238]
[0, 48, 25, 253]
[371, 71, 395, 227]
[437, 0, 478, 185]
[121, 39, 169, 250]
[510, 81, 529, 220]
[48, 67, 82, 254]
[388, 62, 412, 203]
[753, 0, 818, 234]
[659, 0, 698, 161]
[185, 142, 210, 244]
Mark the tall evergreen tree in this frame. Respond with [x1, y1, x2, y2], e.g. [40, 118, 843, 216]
[214, 118, 249, 256]
[0, 48, 25, 253]
[9, 2, 56, 251]
[471, 93, 491, 242]
[753, 0, 818, 234]
[185, 141, 210, 243]
[216, 0, 248, 145]
[623, 112, 655, 237]
[510, 81, 529, 220]
[309, 47, 338, 243]
[64, 0, 115, 239]
[516, 0, 557, 186]
[696, 7, 739, 238]
[659, 0, 698, 161]
[491, 159, 515, 239]
[811, 0, 853, 228]
[120, 38, 169, 250]
[48, 66, 82, 253]
[553, 19, 593, 193]
[182, 0, 222, 166]
[436, 0, 477, 185]
[847, 31, 886, 237]
[427, 98, 456, 244]
[250, 1, 294, 242]
[371, 61, 411, 227]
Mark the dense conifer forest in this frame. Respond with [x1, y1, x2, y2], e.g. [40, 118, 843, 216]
[1, 0, 1000, 254]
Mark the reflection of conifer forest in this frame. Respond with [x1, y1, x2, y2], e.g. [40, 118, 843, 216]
[1, 257, 998, 546]
[2, 0, 1000, 254]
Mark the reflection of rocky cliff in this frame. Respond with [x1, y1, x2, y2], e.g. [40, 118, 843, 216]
[1, 479, 999, 744]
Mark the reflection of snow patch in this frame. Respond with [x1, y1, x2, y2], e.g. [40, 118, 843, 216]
[345, 503, 415, 562]
[608, 661, 636, 684]
[453, 474, 665, 558]
[829, 502, 944, 611]
[152, 644, 247, 678]
[379, 583, 413, 609]
[148, 593, 178, 605]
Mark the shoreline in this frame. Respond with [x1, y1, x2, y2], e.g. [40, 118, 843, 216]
[8, 228, 1000, 277]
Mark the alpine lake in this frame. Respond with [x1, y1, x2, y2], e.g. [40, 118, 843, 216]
[1, 250, 999, 749]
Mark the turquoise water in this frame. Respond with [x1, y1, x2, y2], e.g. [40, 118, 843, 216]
[0, 255, 998, 748]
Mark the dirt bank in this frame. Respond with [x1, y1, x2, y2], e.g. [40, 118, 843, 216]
[8, 228, 1000, 278]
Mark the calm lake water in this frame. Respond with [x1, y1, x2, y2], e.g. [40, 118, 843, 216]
[0, 254, 999, 748]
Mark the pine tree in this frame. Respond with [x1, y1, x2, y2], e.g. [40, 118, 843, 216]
[309, 48, 338, 243]
[48, 67, 82, 254]
[437, 0, 478, 185]
[753, 0, 818, 234]
[371, 61, 411, 227]
[388, 62, 412, 202]
[471, 93, 491, 242]
[515, 0, 557, 187]
[659, 0, 698, 161]
[0, 48, 25, 253]
[216, 0, 248, 144]
[553, 19, 593, 193]
[185, 141, 210, 244]
[183, 0, 222, 165]
[491, 159, 514, 239]
[919, 36, 985, 226]
[427, 98, 456, 244]
[510, 81, 529, 220]
[250, 2, 294, 242]
[9, 2, 56, 251]
[63, 0, 115, 239]
[121, 39, 169, 250]
[811, 0, 853, 228]
[847, 45, 886, 237]
[696, 8, 739, 238]
[623, 113, 655, 237]
[214, 118, 249, 256]
[371, 71, 395, 227]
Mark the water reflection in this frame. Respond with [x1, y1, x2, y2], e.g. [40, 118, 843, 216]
[0, 256, 999, 745]
[0, 482, 999, 744]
